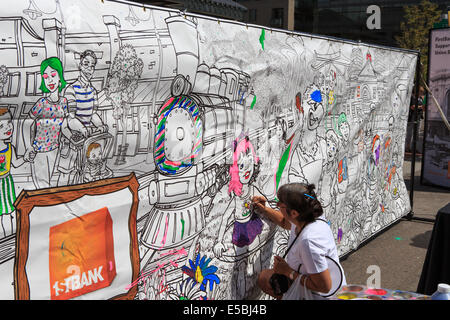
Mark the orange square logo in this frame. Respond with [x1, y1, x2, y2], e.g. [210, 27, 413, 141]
[49, 207, 116, 300]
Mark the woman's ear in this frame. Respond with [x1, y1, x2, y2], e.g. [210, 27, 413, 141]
[289, 209, 300, 220]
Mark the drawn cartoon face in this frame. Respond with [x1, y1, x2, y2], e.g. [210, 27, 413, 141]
[305, 92, 324, 130]
[42, 66, 60, 93]
[237, 149, 254, 185]
[339, 121, 350, 142]
[80, 55, 96, 80]
[0, 119, 13, 140]
[326, 130, 338, 161]
[87, 146, 102, 164]
[327, 139, 337, 161]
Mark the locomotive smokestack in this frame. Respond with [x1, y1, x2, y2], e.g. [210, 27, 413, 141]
[166, 15, 199, 87]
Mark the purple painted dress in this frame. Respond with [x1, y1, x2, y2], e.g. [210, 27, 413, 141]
[231, 193, 263, 248]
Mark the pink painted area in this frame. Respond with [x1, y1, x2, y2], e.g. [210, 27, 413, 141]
[162, 97, 174, 109]
[165, 160, 182, 167]
[160, 248, 188, 257]
[125, 262, 166, 291]
[155, 130, 164, 143]
[365, 288, 387, 295]
[155, 153, 164, 162]
[228, 137, 259, 196]
[161, 215, 169, 246]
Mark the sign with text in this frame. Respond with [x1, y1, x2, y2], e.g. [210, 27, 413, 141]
[422, 28, 450, 189]
[49, 207, 117, 300]
[14, 174, 139, 300]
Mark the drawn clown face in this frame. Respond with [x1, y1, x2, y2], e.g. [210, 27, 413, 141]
[305, 90, 324, 130]
[0, 119, 13, 140]
[43, 66, 60, 93]
[237, 149, 254, 185]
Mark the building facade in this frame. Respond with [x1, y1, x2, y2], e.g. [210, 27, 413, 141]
[237, 0, 449, 48]
[136, 0, 248, 21]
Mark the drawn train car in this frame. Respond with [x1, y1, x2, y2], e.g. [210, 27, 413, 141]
[138, 65, 255, 282]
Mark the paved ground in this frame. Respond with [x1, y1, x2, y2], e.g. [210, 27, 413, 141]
[340, 153, 450, 293]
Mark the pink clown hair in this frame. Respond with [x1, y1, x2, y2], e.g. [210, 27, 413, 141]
[228, 136, 260, 197]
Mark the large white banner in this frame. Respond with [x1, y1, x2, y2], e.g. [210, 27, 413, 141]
[422, 28, 450, 189]
[0, 0, 416, 300]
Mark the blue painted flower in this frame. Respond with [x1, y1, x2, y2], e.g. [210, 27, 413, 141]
[182, 253, 220, 291]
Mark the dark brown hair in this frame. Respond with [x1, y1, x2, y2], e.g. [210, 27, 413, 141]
[276, 183, 323, 223]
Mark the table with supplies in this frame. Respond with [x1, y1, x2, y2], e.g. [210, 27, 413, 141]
[331, 284, 431, 300]
[417, 202, 450, 295]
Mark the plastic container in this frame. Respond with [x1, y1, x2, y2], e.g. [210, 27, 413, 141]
[431, 283, 450, 300]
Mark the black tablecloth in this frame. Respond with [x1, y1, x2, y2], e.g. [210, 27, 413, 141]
[417, 202, 450, 295]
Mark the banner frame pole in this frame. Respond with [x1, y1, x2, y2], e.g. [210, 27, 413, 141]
[406, 53, 435, 223]
[406, 53, 421, 221]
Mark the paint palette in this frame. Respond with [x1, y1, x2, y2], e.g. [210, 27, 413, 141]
[331, 285, 431, 300]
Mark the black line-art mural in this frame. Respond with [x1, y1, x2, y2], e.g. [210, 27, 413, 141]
[0, 0, 417, 300]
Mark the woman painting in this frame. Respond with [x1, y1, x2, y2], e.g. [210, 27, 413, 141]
[24, 57, 71, 189]
[253, 183, 346, 300]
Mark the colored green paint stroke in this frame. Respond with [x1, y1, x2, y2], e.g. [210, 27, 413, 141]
[259, 29, 265, 50]
[275, 141, 292, 191]
[181, 219, 185, 239]
[250, 95, 257, 109]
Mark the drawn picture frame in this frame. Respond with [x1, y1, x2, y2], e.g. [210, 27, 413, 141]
[13, 173, 140, 300]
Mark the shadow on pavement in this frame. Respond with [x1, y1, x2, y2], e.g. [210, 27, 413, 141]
[409, 230, 433, 249]
[404, 176, 448, 193]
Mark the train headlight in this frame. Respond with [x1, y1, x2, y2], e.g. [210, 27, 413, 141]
[148, 180, 159, 205]
[196, 172, 206, 194]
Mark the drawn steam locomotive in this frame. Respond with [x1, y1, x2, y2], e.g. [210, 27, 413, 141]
[138, 63, 257, 279]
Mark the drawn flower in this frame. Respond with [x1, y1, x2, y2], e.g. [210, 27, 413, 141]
[0, 155, 5, 164]
[202, 280, 228, 300]
[181, 253, 220, 291]
[167, 278, 205, 301]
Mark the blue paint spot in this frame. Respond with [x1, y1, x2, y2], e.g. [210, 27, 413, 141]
[311, 90, 322, 103]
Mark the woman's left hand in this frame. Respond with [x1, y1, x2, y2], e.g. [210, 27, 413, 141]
[273, 256, 292, 276]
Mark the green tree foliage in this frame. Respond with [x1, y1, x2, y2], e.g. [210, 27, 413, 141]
[395, 0, 442, 79]
[105, 44, 144, 164]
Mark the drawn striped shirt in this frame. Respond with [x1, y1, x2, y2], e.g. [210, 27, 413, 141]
[64, 79, 99, 126]
[0, 144, 16, 215]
